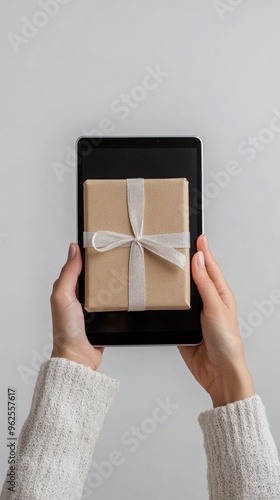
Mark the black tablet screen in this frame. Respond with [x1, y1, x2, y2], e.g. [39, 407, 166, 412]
[77, 137, 203, 345]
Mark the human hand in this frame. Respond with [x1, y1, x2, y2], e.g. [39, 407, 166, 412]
[50, 243, 104, 370]
[178, 234, 254, 408]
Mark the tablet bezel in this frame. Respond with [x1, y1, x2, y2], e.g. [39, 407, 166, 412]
[77, 136, 203, 346]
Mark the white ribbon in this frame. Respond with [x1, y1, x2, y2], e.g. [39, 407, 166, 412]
[83, 178, 190, 311]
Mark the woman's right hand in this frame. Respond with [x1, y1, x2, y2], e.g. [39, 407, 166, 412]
[50, 243, 104, 371]
[178, 234, 255, 408]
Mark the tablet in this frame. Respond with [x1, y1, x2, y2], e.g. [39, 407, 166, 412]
[77, 136, 203, 346]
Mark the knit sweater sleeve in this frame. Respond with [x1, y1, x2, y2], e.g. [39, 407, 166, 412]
[0, 357, 120, 500]
[198, 394, 280, 500]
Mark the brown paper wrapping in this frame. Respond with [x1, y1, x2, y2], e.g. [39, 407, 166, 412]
[83, 178, 190, 312]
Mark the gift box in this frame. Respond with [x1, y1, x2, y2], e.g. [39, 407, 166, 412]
[83, 178, 191, 312]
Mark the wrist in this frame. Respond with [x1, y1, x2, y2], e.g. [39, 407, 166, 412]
[210, 367, 255, 408]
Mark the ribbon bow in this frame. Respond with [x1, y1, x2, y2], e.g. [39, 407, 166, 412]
[83, 178, 190, 311]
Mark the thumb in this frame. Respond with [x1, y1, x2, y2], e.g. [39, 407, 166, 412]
[53, 243, 82, 298]
[191, 251, 222, 312]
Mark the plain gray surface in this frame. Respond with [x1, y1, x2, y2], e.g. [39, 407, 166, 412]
[1, 1, 280, 498]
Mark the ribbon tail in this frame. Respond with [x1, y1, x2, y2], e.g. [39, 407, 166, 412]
[141, 237, 186, 270]
[143, 232, 190, 249]
[128, 241, 146, 311]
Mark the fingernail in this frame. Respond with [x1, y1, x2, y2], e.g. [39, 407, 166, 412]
[197, 251, 205, 269]
[203, 234, 207, 246]
[68, 243, 76, 260]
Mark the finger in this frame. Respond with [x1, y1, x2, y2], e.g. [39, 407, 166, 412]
[191, 250, 223, 312]
[196, 235, 235, 309]
[52, 243, 82, 299]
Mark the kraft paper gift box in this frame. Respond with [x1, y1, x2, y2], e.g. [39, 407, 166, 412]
[83, 178, 191, 312]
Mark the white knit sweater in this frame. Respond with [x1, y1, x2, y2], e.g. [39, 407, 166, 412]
[1, 357, 280, 499]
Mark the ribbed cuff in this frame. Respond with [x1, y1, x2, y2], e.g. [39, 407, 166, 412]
[198, 395, 280, 499]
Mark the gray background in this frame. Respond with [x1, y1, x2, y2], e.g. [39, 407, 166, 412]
[1, 1, 280, 498]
